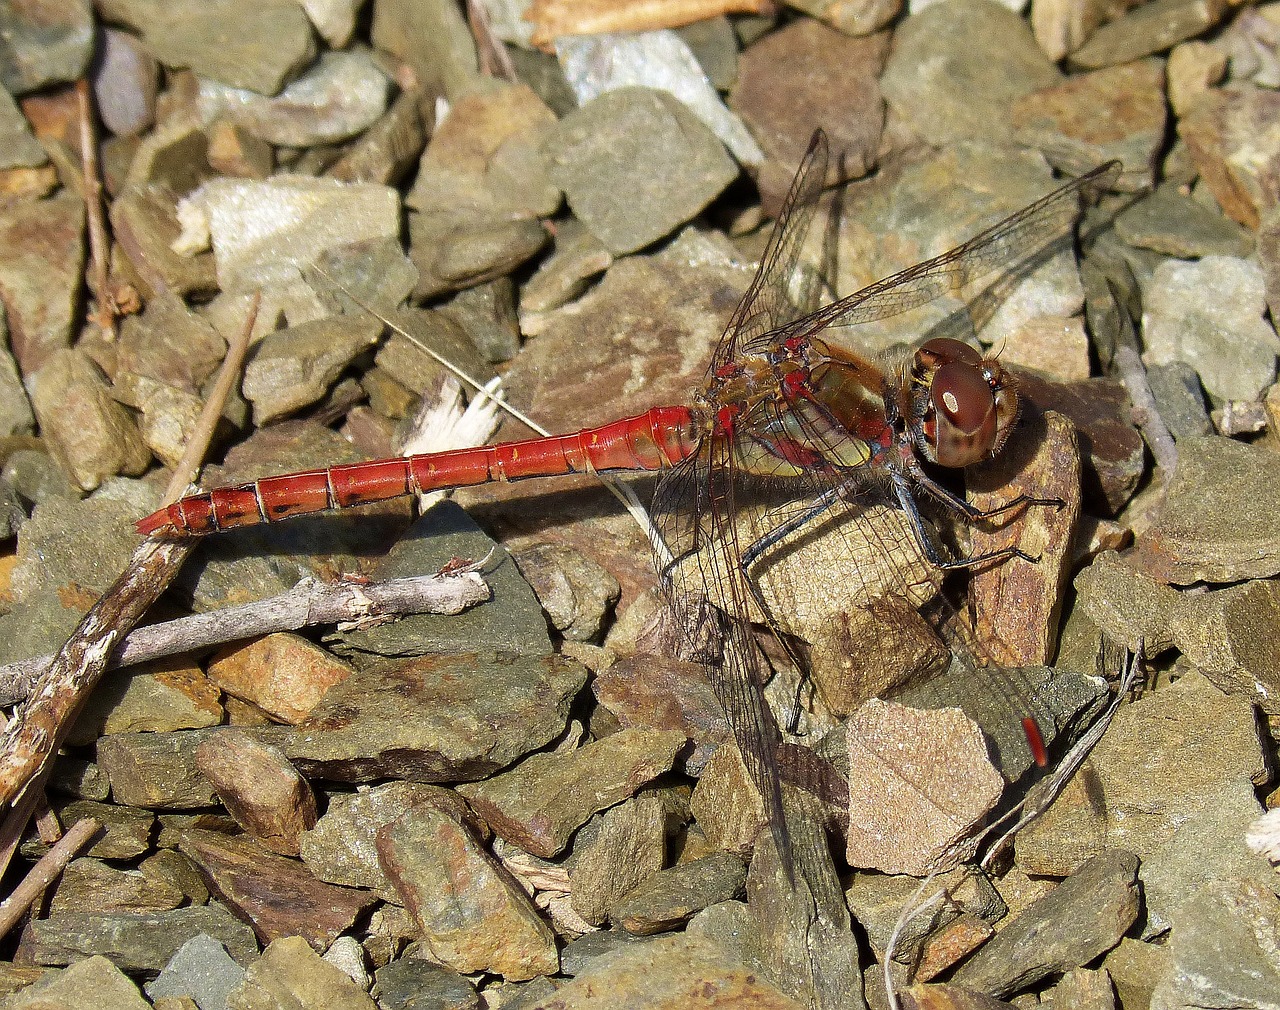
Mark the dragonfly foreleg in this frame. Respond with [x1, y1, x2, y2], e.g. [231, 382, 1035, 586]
[891, 473, 1040, 572]
[907, 464, 1064, 524]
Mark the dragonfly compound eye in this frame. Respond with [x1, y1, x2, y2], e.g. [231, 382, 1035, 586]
[929, 360, 998, 467]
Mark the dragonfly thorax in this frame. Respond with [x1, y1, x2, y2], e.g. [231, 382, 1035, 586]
[906, 337, 1018, 468]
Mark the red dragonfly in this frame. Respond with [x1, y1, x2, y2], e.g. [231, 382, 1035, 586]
[138, 133, 1118, 876]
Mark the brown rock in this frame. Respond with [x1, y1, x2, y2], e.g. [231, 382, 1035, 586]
[195, 729, 317, 855]
[207, 633, 354, 725]
[180, 828, 376, 950]
[227, 935, 376, 1009]
[1179, 84, 1280, 229]
[376, 804, 558, 980]
[457, 727, 686, 858]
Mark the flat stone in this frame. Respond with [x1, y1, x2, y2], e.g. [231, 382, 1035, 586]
[98, 729, 222, 809]
[23, 904, 259, 972]
[0, 327, 33, 436]
[147, 933, 246, 1010]
[0, 194, 85, 375]
[1073, 549, 1180, 655]
[880, 0, 1061, 146]
[438, 278, 521, 364]
[73, 660, 223, 739]
[48, 800, 153, 861]
[844, 700, 1005, 875]
[1145, 360, 1214, 441]
[1115, 184, 1254, 258]
[0, 85, 44, 168]
[195, 730, 317, 855]
[569, 792, 668, 927]
[1011, 59, 1166, 183]
[226, 935, 376, 1010]
[1102, 936, 1173, 1010]
[29, 348, 150, 491]
[300, 780, 481, 894]
[48, 858, 185, 916]
[0, 0, 93, 94]
[376, 803, 558, 980]
[456, 727, 686, 858]
[372, 959, 479, 1010]
[180, 828, 377, 949]
[284, 651, 587, 784]
[1179, 84, 1280, 229]
[99, 0, 315, 95]
[1142, 256, 1278, 402]
[1149, 879, 1280, 1009]
[730, 20, 886, 212]
[612, 853, 746, 936]
[544, 87, 738, 255]
[370, 0, 478, 100]
[1070, 0, 1227, 69]
[520, 932, 804, 1009]
[243, 314, 382, 424]
[116, 292, 227, 394]
[952, 850, 1140, 998]
[513, 542, 620, 641]
[5, 955, 149, 1010]
[688, 743, 766, 862]
[1170, 579, 1280, 716]
[199, 50, 390, 147]
[1135, 436, 1280, 584]
[207, 633, 354, 725]
[328, 89, 429, 187]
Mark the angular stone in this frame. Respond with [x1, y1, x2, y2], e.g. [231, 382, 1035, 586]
[1070, 0, 1227, 70]
[284, 651, 586, 784]
[844, 700, 1005, 875]
[544, 87, 738, 255]
[5, 955, 149, 1010]
[92, 28, 159, 137]
[300, 781, 480, 894]
[114, 287, 232, 394]
[376, 804, 558, 980]
[98, 729, 222, 809]
[206, 633, 353, 725]
[49, 800, 153, 861]
[689, 743, 765, 861]
[1135, 436, 1280, 584]
[0, 85, 44, 169]
[195, 730, 317, 855]
[1115, 184, 1254, 258]
[612, 853, 746, 936]
[0, 194, 85, 375]
[1179, 84, 1280, 229]
[370, 0, 478, 100]
[513, 543, 620, 642]
[226, 935, 376, 1010]
[180, 829, 376, 949]
[952, 850, 1140, 998]
[1073, 549, 1180, 655]
[0, 0, 93, 94]
[569, 793, 668, 927]
[0, 327, 33, 436]
[72, 660, 222, 741]
[880, 0, 1061, 146]
[327, 89, 428, 187]
[372, 959, 479, 1010]
[23, 904, 259, 972]
[48, 858, 185, 916]
[457, 727, 685, 858]
[146, 933, 246, 1010]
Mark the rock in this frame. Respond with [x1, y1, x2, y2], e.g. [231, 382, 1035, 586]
[139, 849, 210, 906]
[1012, 60, 1165, 183]
[226, 935, 376, 1009]
[520, 933, 804, 1009]
[28, 348, 150, 491]
[376, 803, 558, 980]
[0, 322, 34, 435]
[300, 780, 481, 894]
[1149, 880, 1280, 1010]
[73, 659, 223, 740]
[179, 829, 377, 949]
[48, 800, 153, 861]
[1135, 436, 1280, 583]
[519, 218, 613, 317]
[880, 0, 1061, 146]
[1103, 936, 1172, 1010]
[0, 194, 85, 375]
[569, 792, 669, 927]
[730, 20, 886, 211]
[207, 120, 274, 179]
[1070, 0, 1227, 69]
[952, 850, 1140, 998]
[284, 651, 586, 784]
[1142, 256, 1278, 403]
[147, 933, 247, 1010]
[457, 727, 686, 858]
[1073, 549, 1179, 655]
[612, 853, 746, 936]
[689, 743, 766, 860]
[370, 311, 492, 396]
[99, 0, 315, 95]
[98, 730, 222, 809]
[372, 959, 479, 1010]
[48, 858, 185, 916]
[242, 314, 382, 424]
[5, 955, 149, 1010]
[207, 633, 354, 725]
[1115, 184, 1254, 258]
[1179, 84, 1280, 229]
[195, 730, 317, 855]
[198, 50, 390, 148]
[844, 700, 1005, 875]
[92, 27, 159, 137]
[369, 0, 478, 100]
[544, 87, 738, 255]
[0, 86, 45, 169]
[438, 278, 521, 364]
[1143, 360, 1214, 442]
[513, 542, 620, 641]
[999, 316, 1091, 381]
[327, 89, 429, 187]
[23, 904, 259, 972]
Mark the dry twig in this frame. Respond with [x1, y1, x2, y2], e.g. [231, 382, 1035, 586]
[76, 79, 118, 341]
[0, 816, 99, 940]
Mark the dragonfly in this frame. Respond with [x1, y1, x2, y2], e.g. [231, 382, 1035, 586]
[138, 132, 1119, 877]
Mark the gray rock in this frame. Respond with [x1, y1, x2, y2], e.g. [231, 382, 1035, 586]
[611, 853, 746, 936]
[1142, 256, 1279, 403]
[513, 543, 621, 642]
[952, 850, 1141, 998]
[147, 933, 247, 1010]
[5, 955, 149, 1010]
[99, 0, 315, 96]
[0, 0, 94, 94]
[92, 28, 159, 137]
[0, 84, 44, 168]
[1170, 579, 1280, 716]
[326, 88, 429, 187]
[438, 278, 521, 364]
[373, 959, 479, 1010]
[225, 935, 376, 1010]
[198, 50, 391, 147]
[47, 800, 153, 861]
[569, 793, 668, 927]
[544, 87, 739, 255]
[0, 313, 33, 435]
[370, 0, 478, 100]
[1070, 0, 1227, 69]
[24, 904, 259, 973]
[1144, 360, 1214, 442]
[1116, 185, 1254, 258]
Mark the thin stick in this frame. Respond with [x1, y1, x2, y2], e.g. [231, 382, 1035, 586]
[0, 571, 489, 705]
[0, 816, 99, 941]
[76, 79, 115, 342]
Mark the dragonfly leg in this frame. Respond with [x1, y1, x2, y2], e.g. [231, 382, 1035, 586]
[891, 474, 1041, 571]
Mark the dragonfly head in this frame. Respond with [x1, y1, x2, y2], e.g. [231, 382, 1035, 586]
[911, 337, 1018, 468]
